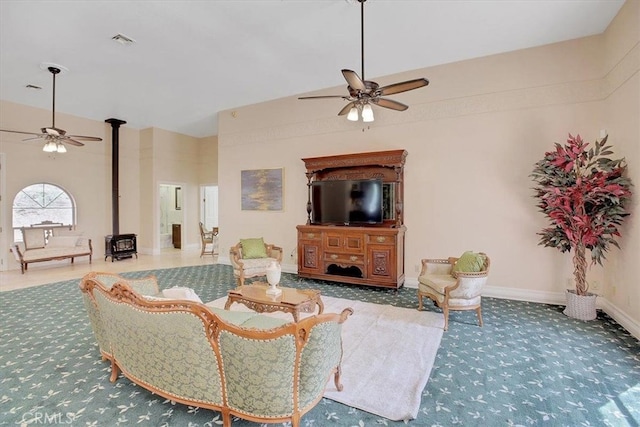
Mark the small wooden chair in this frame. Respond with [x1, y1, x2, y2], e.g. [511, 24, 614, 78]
[199, 222, 218, 257]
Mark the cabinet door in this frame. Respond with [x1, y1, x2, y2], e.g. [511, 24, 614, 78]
[300, 242, 321, 273]
[324, 231, 364, 253]
[298, 230, 323, 275]
[324, 232, 343, 251]
[366, 244, 396, 281]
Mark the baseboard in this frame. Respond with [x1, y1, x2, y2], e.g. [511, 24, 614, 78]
[597, 298, 640, 340]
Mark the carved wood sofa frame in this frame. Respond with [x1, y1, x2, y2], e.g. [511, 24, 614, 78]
[79, 274, 352, 427]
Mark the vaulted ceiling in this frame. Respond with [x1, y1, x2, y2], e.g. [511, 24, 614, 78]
[0, 0, 625, 138]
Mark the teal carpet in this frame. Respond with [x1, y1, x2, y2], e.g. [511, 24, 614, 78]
[1, 264, 639, 426]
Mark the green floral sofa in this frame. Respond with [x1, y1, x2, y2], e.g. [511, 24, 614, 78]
[79, 272, 352, 427]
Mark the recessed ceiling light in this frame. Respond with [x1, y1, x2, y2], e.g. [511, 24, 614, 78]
[112, 33, 136, 45]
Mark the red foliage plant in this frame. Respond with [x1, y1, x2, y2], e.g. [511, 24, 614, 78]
[531, 134, 633, 296]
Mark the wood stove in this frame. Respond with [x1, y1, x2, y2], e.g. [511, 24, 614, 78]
[105, 234, 137, 262]
[104, 118, 138, 262]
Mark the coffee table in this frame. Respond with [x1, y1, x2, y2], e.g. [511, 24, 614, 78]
[224, 282, 324, 322]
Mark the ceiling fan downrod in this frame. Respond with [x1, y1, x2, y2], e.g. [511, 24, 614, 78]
[48, 66, 61, 129]
[359, 0, 365, 81]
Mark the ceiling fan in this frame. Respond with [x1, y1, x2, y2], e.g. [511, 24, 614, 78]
[299, 0, 429, 123]
[0, 65, 102, 153]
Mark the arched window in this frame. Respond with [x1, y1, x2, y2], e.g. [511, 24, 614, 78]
[12, 183, 76, 241]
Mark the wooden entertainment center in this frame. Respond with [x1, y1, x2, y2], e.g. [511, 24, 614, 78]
[297, 149, 407, 289]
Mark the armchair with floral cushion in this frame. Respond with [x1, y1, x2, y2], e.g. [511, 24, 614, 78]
[229, 237, 283, 286]
[417, 251, 490, 331]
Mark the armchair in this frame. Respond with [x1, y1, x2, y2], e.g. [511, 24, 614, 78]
[417, 252, 490, 331]
[230, 238, 283, 286]
[199, 222, 219, 257]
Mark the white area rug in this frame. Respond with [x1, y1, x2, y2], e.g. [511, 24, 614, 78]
[209, 295, 445, 421]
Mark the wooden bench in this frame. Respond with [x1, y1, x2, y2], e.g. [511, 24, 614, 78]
[10, 222, 92, 273]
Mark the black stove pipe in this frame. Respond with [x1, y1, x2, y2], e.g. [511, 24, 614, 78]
[105, 118, 126, 236]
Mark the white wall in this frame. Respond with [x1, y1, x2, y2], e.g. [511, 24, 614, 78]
[217, 1, 639, 337]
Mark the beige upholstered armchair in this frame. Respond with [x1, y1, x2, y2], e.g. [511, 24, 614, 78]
[229, 238, 283, 286]
[417, 252, 490, 331]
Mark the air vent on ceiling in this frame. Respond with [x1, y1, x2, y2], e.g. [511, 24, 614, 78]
[111, 33, 136, 45]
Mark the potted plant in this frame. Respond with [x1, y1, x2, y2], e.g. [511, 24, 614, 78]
[531, 133, 633, 320]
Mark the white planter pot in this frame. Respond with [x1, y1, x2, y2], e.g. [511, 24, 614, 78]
[563, 289, 597, 321]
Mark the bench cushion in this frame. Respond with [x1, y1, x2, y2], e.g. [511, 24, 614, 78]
[47, 236, 80, 247]
[21, 246, 90, 261]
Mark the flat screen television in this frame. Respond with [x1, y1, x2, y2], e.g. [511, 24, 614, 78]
[311, 179, 383, 225]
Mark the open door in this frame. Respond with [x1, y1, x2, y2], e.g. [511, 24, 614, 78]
[200, 185, 218, 230]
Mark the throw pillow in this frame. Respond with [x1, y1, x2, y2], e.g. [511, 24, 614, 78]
[241, 237, 268, 259]
[451, 251, 485, 274]
[22, 228, 46, 250]
[162, 287, 203, 303]
[47, 236, 79, 248]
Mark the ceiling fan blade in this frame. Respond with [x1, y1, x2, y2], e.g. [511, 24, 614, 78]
[61, 137, 85, 147]
[338, 102, 357, 116]
[66, 134, 102, 141]
[22, 135, 46, 142]
[0, 129, 43, 136]
[342, 69, 366, 92]
[378, 78, 429, 96]
[373, 98, 409, 111]
[298, 95, 349, 100]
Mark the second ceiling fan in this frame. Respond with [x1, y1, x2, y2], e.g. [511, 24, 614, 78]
[299, 0, 429, 122]
[0, 65, 102, 153]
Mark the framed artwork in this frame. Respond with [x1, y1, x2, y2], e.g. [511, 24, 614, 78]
[241, 168, 283, 211]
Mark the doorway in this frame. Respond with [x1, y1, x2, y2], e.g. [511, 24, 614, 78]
[159, 184, 183, 249]
[200, 185, 218, 230]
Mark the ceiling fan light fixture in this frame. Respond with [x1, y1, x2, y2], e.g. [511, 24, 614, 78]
[43, 140, 58, 152]
[347, 106, 359, 121]
[56, 143, 67, 153]
[362, 104, 374, 122]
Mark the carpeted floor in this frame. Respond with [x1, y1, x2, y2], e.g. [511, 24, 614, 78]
[1, 264, 639, 426]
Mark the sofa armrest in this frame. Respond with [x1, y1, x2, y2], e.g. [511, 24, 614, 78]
[229, 244, 244, 269]
[10, 243, 24, 262]
[266, 244, 283, 263]
[448, 273, 488, 298]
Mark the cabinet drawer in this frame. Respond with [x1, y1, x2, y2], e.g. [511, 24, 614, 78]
[367, 234, 394, 244]
[299, 231, 321, 241]
[324, 252, 365, 265]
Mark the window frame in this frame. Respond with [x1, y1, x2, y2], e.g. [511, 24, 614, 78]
[12, 183, 77, 242]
